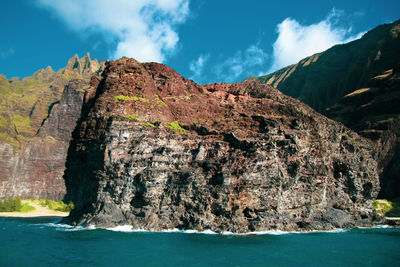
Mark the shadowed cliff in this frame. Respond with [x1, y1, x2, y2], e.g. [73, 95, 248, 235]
[248, 20, 400, 113]
[0, 54, 105, 200]
[63, 57, 380, 232]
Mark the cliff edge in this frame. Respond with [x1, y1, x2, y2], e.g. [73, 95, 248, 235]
[63, 57, 380, 232]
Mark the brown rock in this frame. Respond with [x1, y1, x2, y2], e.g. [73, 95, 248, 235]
[0, 54, 105, 200]
[63, 58, 380, 232]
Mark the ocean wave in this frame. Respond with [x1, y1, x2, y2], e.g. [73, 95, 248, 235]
[41, 222, 385, 235]
[357, 225, 392, 229]
[103, 226, 348, 235]
[40, 222, 96, 232]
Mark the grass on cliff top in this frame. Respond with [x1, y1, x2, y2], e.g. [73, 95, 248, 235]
[125, 114, 140, 121]
[165, 121, 189, 134]
[114, 95, 150, 103]
[141, 122, 156, 127]
[373, 199, 400, 216]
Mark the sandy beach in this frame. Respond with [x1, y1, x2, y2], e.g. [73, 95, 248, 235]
[0, 200, 69, 218]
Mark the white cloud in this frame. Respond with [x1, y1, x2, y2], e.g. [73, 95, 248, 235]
[189, 54, 209, 81]
[0, 48, 15, 59]
[214, 45, 269, 83]
[190, 45, 269, 84]
[270, 9, 364, 71]
[36, 0, 189, 63]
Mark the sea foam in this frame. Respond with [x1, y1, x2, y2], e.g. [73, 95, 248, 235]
[42, 222, 355, 235]
[103, 226, 348, 235]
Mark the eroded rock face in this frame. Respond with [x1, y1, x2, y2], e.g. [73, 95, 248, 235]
[63, 58, 380, 232]
[327, 70, 400, 199]
[0, 54, 105, 200]
[0, 79, 91, 200]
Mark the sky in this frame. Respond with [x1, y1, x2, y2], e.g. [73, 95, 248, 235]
[1, 0, 399, 84]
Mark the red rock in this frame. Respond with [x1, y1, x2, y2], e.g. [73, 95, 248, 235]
[63, 58, 381, 232]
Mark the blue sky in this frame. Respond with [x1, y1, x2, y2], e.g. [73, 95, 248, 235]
[1, 0, 399, 84]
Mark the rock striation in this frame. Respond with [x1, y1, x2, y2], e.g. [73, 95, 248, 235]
[327, 69, 400, 199]
[0, 54, 105, 200]
[249, 20, 400, 202]
[63, 58, 380, 232]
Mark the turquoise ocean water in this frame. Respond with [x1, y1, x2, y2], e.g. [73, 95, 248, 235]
[0, 217, 399, 266]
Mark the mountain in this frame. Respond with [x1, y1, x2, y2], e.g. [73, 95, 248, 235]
[249, 20, 400, 201]
[62, 57, 380, 232]
[0, 53, 105, 200]
[326, 68, 400, 199]
[248, 20, 400, 113]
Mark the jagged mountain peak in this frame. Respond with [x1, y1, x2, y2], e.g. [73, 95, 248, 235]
[64, 53, 103, 75]
[0, 53, 105, 200]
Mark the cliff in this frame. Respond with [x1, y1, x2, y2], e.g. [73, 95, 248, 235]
[326, 69, 400, 199]
[0, 54, 105, 200]
[249, 20, 400, 201]
[248, 20, 400, 113]
[63, 58, 380, 232]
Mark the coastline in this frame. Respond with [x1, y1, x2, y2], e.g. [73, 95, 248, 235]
[0, 200, 69, 218]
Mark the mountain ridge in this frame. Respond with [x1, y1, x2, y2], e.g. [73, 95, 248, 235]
[0, 54, 105, 200]
[248, 19, 400, 112]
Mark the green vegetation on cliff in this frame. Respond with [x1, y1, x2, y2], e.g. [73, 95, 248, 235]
[166, 120, 188, 134]
[36, 199, 74, 212]
[0, 53, 105, 147]
[374, 199, 400, 216]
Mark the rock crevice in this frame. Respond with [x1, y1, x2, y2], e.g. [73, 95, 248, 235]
[63, 58, 380, 232]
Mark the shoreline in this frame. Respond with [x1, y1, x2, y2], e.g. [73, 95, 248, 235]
[0, 200, 69, 218]
[0, 211, 68, 218]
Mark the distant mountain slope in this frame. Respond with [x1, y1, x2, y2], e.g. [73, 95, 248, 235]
[0, 53, 104, 145]
[248, 19, 400, 112]
[326, 69, 400, 199]
[0, 54, 105, 200]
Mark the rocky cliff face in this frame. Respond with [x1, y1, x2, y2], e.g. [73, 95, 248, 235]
[63, 58, 380, 232]
[248, 20, 400, 112]
[326, 69, 400, 199]
[0, 54, 105, 200]
[249, 20, 400, 201]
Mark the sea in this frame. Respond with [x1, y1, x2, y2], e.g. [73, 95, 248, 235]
[0, 217, 399, 266]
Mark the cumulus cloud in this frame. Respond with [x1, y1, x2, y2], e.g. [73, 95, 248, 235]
[270, 9, 364, 71]
[36, 0, 189, 62]
[190, 45, 269, 84]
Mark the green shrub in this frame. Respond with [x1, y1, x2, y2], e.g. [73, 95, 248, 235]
[114, 95, 150, 103]
[114, 95, 132, 101]
[373, 199, 393, 216]
[20, 203, 35, 213]
[141, 122, 156, 128]
[152, 95, 167, 108]
[125, 114, 139, 121]
[166, 121, 188, 134]
[35, 199, 74, 212]
[55, 201, 74, 212]
[0, 197, 22, 212]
